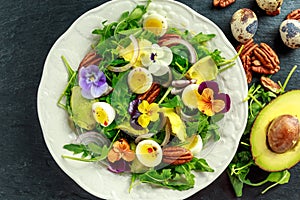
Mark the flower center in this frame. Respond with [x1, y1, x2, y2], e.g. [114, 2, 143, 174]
[150, 52, 157, 62]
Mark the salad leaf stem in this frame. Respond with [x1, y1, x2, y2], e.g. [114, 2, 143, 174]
[279, 65, 297, 93]
[57, 71, 77, 110]
[158, 87, 173, 105]
[61, 55, 75, 79]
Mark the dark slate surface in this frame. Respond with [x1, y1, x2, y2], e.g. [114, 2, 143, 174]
[0, 0, 299, 199]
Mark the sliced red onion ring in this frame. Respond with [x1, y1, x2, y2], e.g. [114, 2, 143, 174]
[161, 67, 173, 87]
[108, 34, 139, 72]
[135, 133, 155, 143]
[161, 120, 171, 146]
[74, 131, 111, 147]
[160, 38, 197, 64]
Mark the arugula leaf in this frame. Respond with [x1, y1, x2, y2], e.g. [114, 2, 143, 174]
[191, 32, 216, 44]
[62, 143, 110, 162]
[63, 144, 90, 158]
[134, 157, 213, 191]
[160, 96, 183, 108]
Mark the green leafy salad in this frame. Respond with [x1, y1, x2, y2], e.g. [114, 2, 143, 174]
[58, 0, 239, 191]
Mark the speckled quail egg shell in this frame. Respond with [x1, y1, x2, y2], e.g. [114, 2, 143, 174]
[280, 19, 300, 49]
[231, 8, 258, 43]
[256, 0, 283, 13]
[92, 102, 116, 127]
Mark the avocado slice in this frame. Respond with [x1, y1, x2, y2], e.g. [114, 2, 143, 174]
[250, 90, 300, 172]
[70, 86, 97, 130]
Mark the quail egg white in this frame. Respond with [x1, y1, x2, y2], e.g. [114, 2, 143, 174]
[230, 8, 258, 43]
[92, 102, 116, 127]
[136, 139, 163, 167]
[143, 13, 168, 36]
[280, 19, 300, 49]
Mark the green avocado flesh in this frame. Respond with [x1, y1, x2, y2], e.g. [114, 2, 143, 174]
[250, 90, 300, 172]
[70, 86, 97, 130]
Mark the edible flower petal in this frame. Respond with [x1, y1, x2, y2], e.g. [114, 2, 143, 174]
[141, 44, 173, 76]
[196, 81, 231, 116]
[161, 107, 187, 141]
[108, 159, 131, 173]
[119, 39, 152, 67]
[137, 100, 160, 128]
[107, 139, 135, 163]
[79, 65, 108, 99]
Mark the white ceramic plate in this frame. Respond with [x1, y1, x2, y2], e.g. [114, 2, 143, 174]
[37, 0, 248, 199]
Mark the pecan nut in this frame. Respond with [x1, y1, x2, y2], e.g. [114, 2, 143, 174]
[286, 9, 300, 21]
[252, 43, 280, 74]
[213, 0, 236, 8]
[79, 51, 102, 70]
[236, 40, 280, 83]
[137, 83, 161, 103]
[162, 146, 193, 165]
[260, 76, 281, 94]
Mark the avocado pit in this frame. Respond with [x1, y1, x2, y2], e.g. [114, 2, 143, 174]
[267, 114, 300, 153]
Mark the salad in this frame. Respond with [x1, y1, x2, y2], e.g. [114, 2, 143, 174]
[58, 0, 240, 191]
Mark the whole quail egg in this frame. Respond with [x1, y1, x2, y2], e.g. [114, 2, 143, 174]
[280, 19, 300, 49]
[230, 8, 258, 43]
[256, 0, 283, 15]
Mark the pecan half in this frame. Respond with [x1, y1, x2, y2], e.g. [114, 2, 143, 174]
[287, 9, 300, 21]
[213, 0, 236, 8]
[79, 51, 102, 70]
[162, 146, 193, 165]
[260, 76, 281, 94]
[158, 34, 181, 47]
[137, 83, 161, 104]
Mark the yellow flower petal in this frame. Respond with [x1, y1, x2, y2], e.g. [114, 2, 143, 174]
[138, 100, 150, 114]
[161, 108, 187, 141]
[150, 112, 159, 122]
[138, 114, 151, 128]
[198, 100, 214, 116]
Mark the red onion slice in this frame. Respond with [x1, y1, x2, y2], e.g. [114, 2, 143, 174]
[160, 38, 197, 64]
[108, 34, 139, 72]
[74, 131, 111, 147]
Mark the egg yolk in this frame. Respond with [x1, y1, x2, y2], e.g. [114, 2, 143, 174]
[139, 144, 158, 161]
[94, 107, 109, 126]
[144, 18, 164, 35]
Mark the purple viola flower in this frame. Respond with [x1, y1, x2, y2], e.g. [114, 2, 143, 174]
[78, 65, 108, 99]
[107, 159, 131, 173]
[128, 99, 144, 130]
[198, 81, 231, 113]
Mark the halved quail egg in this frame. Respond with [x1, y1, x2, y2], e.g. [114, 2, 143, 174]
[181, 84, 199, 109]
[143, 13, 168, 36]
[127, 67, 153, 94]
[92, 102, 116, 127]
[182, 135, 203, 155]
[136, 139, 162, 167]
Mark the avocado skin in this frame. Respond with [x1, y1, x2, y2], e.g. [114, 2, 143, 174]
[250, 90, 300, 172]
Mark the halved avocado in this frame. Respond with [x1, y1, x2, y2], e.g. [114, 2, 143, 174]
[250, 90, 300, 172]
[70, 86, 97, 130]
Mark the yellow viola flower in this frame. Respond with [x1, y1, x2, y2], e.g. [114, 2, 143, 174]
[137, 100, 160, 128]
